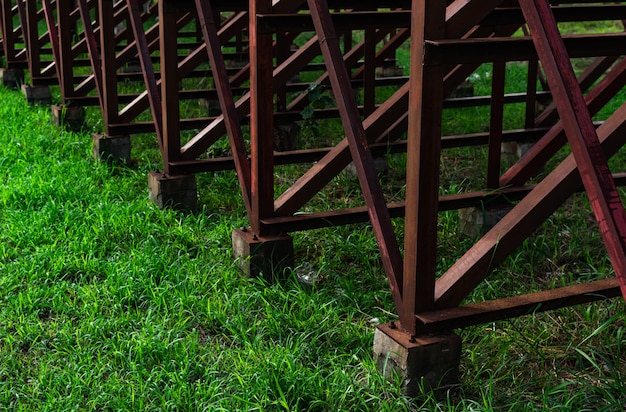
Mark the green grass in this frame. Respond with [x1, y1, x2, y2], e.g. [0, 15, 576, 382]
[0, 87, 413, 410]
[2, 31, 626, 411]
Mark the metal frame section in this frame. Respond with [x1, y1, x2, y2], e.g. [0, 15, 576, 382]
[51, 0, 161, 108]
[96, 0, 164, 137]
[144, 0, 416, 183]
[404, 0, 626, 335]
[4, 0, 626, 340]
[19, 0, 163, 110]
[18, 0, 56, 85]
[0, 0, 27, 69]
[246, 0, 626, 338]
[97, 0, 219, 139]
[43, 0, 105, 105]
[0, 3, 2, 59]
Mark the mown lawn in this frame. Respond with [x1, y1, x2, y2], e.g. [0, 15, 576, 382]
[0, 74, 624, 411]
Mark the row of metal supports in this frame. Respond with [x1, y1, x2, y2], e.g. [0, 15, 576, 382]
[2, 0, 626, 393]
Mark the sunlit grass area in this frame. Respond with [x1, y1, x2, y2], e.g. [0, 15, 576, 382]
[0, 30, 625, 411]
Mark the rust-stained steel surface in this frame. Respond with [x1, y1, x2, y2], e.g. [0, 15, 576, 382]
[3, 0, 626, 341]
[1, 0, 27, 69]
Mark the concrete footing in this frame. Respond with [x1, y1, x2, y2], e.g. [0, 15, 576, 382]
[148, 172, 198, 212]
[120, 60, 142, 74]
[376, 65, 404, 78]
[346, 156, 389, 176]
[458, 205, 511, 238]
[226, 57, 248, 69]
[273, 122, 299, 152]
[232, 228, 294, 280]
[501, 141, 534, 158]
[51, 104, 85, 132]
[0, 68, 24, 89]
[374, 324, 462, 397]
[449, 80, 474, 98]
[199, 98, 221, 117]
[21, 84, 51, 105]
[92, 133, 131, 165]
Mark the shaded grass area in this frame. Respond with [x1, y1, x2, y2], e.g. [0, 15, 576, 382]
[0, 67, 625, 411]
[0, 87, 408, 410]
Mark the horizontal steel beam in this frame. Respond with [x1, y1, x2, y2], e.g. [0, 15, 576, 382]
[426, 33, 626, 65]
[414, 278, 621, 334]
[257, 11, 411, 33]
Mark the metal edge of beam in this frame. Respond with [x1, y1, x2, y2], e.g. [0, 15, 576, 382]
[414, 278, 621, 334]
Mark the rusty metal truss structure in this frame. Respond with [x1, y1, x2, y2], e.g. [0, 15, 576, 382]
[1, 0, 26, 70]
[2, 0, 626, 343]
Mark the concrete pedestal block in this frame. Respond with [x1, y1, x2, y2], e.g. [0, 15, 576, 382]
[517, 142, 534, 157]
[51, 105, 85, 132]
[458, 205, 511, 238]
[502, 141, 534, 158]
[273, 122, 299, 152]
[346, 156, 389, 176]
[199, 98, 221, 117]
[449, 80, 474, 98]
[232, 228, 294, 280]
[92, 133, 131, 165]
[120, 61, 142, 74]
[501, 141, 519, 155]
[114, 21, 125, 35]
[226, 57, 248, 69]
[148, 172, 198, 212]
[0, 68, 24, 89]
[21, 84, 51, 105]
[374, 324, 461, 397]
[376, 65, 404, 78]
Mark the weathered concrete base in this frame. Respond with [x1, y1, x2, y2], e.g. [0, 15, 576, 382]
[449, 80, 474, 98]
[516, 142, 534, 157]
[374, 324, 462, 397]
[273, 122, 299, 152]
[114, 21, 125, 36]
[120, 61, 142, 74]
[148, 172, 198, 212]
[376, 65, 404, 78]
[199, 98, 221, 117]
[232, 228, 294, 280]
[51, 104, 85, 132]
[21, 84, 51, 105]
[92, 133, 131, 165]
[0, 68, 24, 89]
[501, 141, 534, 158]
[458, 205, 511, 238]
[226, 57, 248, 69]
[346, 156, 389, 176]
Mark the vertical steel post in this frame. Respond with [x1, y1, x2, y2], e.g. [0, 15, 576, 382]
[402, 0, 446, 334]
[363, 28, 376, 117]
[525, 59, 539, 129]
[488, 61, 505, 188]
[42, 0, 60, 80]
[308, 0, 404, 313]
[0, 2, 4, 63]
[1, 0, 18, 66]
[159, 0, 182, 175]
[249, 0, 274, 235]
[78, 0, 103, 109]
[275, 31, 289, 113]
[23, 0, 41, 82]
[99, 0, 118, 135]
[57, 0, 75, 101]
[195, 0, 252, 215]
[126, 0, 162, 149]
[519, 0, 626, 298]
